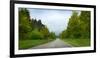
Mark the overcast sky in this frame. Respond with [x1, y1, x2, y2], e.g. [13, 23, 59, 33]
[28, 8, 73, 36]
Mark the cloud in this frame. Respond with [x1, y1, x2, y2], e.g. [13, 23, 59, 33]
[28, 8, 72, 35]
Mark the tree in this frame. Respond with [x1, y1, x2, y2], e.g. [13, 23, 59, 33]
[49, 32, 56, 39]
[60, 11, 90, 39]
[19, 8, 32, 40]
[79, 11, 90, 38]
[19, 8, 56, 40]
[64, 11, 80, 38]
[40, 26, 50, 39]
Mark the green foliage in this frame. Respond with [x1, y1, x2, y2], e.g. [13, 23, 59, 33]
[29, 30, 44, 39]
[60, 30, 67, 38]
[79, 11, 90, 38]
[49, 32, 56, 39]
[19, 8, 56, 49]
[31, 19, 45, 30]
[19, 8, 56, 40]
[60, 11, 90, 39]
[19, 39, 54, 49]
[19, 8, 32, 40]
[62, 38, 90, 47]
[40, 27, 50, 38]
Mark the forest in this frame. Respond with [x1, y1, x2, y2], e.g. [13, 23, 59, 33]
[19, 8, 56, 49]
[19, 8, 90, 49]
[60, 11, 90, 46]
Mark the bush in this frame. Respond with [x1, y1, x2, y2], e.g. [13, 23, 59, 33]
[29, 30, 44, 39]
[49, 32, 56, 39]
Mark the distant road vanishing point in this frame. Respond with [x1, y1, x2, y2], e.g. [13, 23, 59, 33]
[30, 38, 72, 49]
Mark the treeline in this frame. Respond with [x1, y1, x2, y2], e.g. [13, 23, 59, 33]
[60, 11, 90, 39]
[19, 8, 56, 40]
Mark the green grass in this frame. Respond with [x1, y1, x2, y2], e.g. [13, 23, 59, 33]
[19, 39, 54, 49]
[62, 38, 90, 47]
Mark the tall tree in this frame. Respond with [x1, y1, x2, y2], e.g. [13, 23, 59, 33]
[79, 11, 90, 38]
[19, 8, 32, 39]
[60, 11, 90, 39]
[19, 8, 56, 40]
[66, 11, 80, 38]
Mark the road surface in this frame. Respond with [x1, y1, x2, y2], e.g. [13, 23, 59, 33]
[30, 38, 72, 49]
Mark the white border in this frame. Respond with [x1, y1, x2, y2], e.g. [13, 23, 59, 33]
[14, 4, 94, 54]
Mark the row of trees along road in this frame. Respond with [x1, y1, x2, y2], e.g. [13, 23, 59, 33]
[60, 11, 90, 39]
[19, 8, 90, 40]
[19, 8, 56, 40]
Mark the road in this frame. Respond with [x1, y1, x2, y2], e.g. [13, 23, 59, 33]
[30, 38, 72, 49]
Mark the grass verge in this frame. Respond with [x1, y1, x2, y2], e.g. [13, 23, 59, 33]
[19, 39, 54, 49]
[62, 38, 90, 47]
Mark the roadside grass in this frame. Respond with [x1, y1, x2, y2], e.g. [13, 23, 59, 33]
[19, 39, 54, 49]
[61, 38, 90, 47]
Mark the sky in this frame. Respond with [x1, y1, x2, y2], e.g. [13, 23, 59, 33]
[28, 8, 73, 36]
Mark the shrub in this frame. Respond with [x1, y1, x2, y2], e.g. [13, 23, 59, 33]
[29, 30, 44, 39]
